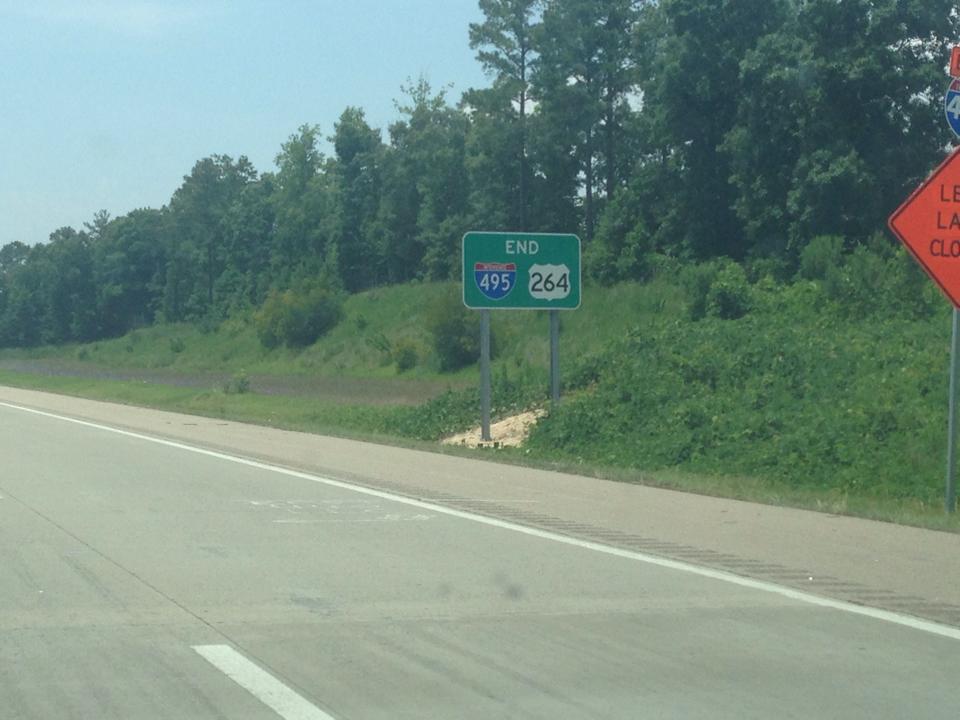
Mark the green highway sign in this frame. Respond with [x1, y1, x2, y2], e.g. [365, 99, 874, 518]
[462, 232, 581, 310]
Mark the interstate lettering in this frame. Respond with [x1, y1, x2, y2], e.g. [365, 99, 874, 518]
[930, 238, 960, 257]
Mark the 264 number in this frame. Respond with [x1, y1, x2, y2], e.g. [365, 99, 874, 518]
[529, 271, 569, 293]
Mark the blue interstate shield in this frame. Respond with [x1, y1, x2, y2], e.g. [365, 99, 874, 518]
[474, 262, 516, 301]
[946, 78, 960, 138]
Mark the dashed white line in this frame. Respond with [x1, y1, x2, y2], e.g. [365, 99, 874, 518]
[3, 399, 960, 643]
[194, 644, 336, 720]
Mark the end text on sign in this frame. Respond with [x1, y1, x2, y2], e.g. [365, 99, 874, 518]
[505, 239, 539, 255]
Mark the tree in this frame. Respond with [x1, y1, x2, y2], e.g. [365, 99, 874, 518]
[331, 107, 384, 291]
[463, 82, 525, 230]
[0, 242, 30, 273]
[21, 227, 99, 344]
[0, 241, 36, 346]
[469, 0, 541, 230]
[637, 0, 788, 259]
[94, 208, 166, 335]
[723, 0, 959, 258]
[84, 209, 112, 243]
[165, 155, 257, 319]
[377, 79, 470, 281]
[270, 125, 335, 286]
[219, 175, 276, 312]
[532, 0, 642, 241]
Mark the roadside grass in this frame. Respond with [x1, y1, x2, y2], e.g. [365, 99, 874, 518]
[0, 370, 408, 439]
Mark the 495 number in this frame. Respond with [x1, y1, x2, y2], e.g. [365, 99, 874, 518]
[478, 272, 512, 292]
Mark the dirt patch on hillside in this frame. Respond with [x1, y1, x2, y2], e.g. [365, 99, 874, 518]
[442, 408, 547, 448]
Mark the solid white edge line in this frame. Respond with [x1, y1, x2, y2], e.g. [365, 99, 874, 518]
[193, 644, 335, 720]
[4, 399, 960, 643]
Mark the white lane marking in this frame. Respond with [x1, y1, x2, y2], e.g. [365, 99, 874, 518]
[194, 644, 336, 720]
[3, 399, 960, 643]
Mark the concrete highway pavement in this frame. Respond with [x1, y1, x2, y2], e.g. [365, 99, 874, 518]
[0, 394, 958, 718]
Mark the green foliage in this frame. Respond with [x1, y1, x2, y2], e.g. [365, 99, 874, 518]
[424, 290, 485, 372]
[679, 261, 719, 320]
[798, 235, 845, 281]
[222, 371, 250, 395]
[706, 262, 752, 320]
[528, 279, 952, 503]
[391, 338, 420, 372]
[680, 259, 754, 321]
[254, 284, 344, 349]
[586, 184, 655, 284]
[364, 330, 391, 355]
[332, 107, 384, 291]
[389, 368, 542, 440]
[724, 0, 956, 253]
[681, 259, 754, 320]
[532, 0, 641, 240]
[811, 237, 937, 320]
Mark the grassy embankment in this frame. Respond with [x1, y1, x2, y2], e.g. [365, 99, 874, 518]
[0, 280, 669, 455]
[1, 276, 959, 532]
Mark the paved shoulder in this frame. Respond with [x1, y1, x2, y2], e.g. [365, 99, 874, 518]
[1, 385, 956, 626]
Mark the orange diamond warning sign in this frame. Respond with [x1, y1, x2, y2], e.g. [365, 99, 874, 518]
[889, 149, 960, 307]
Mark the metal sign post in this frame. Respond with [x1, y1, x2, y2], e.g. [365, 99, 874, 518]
[549, 310, 560, 404]
[480, 309, 492, 442]
[948, 308, 959, 513]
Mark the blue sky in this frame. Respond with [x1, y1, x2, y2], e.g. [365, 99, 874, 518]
[0, 1, 488, 247]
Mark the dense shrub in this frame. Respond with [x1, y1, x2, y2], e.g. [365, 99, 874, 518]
[222, 371, 250, 394]
[807, 235, 938, 319]
[425, 290, 492, 372]
[254, 284, 343, 349]
[799, 235, 845, 281]
[391, 338, 419, 372]
[586, 186, 654, 284]
[706, 262, 752, 319]
[679, 261, 722, 320]
[680, 259, 752, 320]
